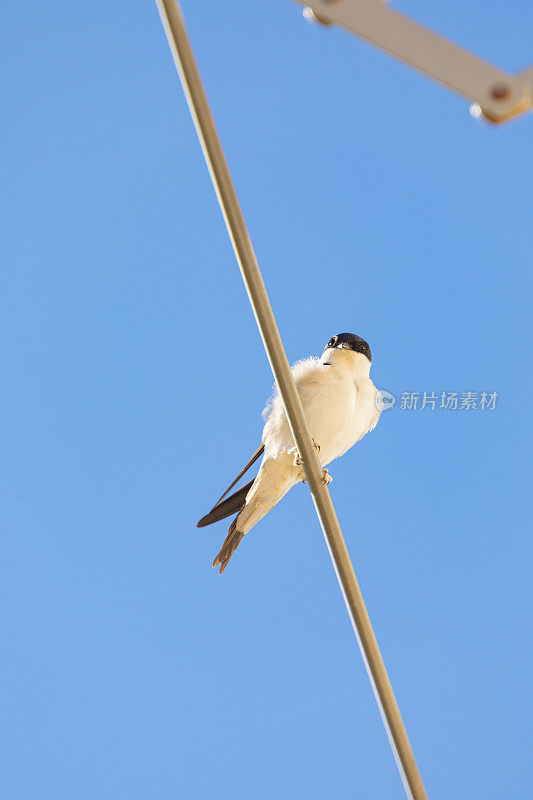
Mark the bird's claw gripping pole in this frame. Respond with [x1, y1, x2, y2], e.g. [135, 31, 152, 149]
[154, 2, 428, 798]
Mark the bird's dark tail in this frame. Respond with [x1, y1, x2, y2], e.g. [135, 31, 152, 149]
[212, 518, 245, 575]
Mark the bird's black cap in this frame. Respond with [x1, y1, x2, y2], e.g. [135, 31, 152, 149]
[324, 332, 371, 362]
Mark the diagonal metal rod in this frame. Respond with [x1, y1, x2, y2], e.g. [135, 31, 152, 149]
[154, 3, 428, 798]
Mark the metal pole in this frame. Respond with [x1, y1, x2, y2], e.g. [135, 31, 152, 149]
[154, 3, 428, 798]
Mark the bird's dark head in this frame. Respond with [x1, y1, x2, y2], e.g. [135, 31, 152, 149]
[323, 332, 372, 363]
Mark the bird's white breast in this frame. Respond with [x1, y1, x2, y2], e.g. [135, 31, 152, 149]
[262, 356, 380, 468]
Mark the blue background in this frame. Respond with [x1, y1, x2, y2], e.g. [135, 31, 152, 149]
[2, 2, 532, 798]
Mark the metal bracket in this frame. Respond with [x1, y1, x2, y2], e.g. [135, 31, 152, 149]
[292, 0, 533, 123]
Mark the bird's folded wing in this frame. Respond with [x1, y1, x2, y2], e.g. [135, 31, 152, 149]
[196, 444, 264, 528]
[196, 479, 255, 528]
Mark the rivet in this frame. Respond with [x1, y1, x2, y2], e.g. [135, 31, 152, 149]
[490, 83, 511, 102]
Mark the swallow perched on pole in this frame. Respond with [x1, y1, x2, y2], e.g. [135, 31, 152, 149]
[197, 333, 381, 574]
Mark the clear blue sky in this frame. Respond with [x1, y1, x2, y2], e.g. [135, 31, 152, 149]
[2, 2, 532, 798]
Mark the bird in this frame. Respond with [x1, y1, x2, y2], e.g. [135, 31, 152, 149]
[197, 332, 381, 574]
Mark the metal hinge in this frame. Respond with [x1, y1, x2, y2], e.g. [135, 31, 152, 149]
[292, 0, 533, 123]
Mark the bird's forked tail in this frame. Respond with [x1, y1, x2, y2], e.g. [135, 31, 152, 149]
[212, 518, 245, 575]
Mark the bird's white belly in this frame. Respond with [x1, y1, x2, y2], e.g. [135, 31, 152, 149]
[311, 389, 359, 466]
[262, 361, 379, 467]
[304, 379, 371, 467]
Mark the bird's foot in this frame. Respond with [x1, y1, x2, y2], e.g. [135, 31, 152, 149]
[302, 469, 333, 486]
[321, 468, 332, 486]
[289, 438, 321, 467]
[291, 450, 302, 467]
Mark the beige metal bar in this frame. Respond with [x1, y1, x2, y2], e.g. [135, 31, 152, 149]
[154, 3, 428, 798]
[296, 0, 532, 123]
